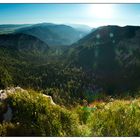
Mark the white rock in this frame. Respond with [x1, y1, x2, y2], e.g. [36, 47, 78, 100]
[0, 92, 7, 101]
[42, 94, 56, 105]
[0, 90, 3, 93]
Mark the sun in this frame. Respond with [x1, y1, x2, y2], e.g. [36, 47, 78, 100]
[88, 4, 114, 19]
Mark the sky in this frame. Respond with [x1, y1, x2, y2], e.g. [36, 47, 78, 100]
[0, 4, 140, 27]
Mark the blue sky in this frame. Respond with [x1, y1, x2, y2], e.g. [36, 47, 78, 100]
[0, 4, 140, 27]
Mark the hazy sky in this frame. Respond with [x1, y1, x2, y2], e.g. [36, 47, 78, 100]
[0, 4, 140, 27]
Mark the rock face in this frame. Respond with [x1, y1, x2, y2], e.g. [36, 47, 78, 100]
[0, 86, 55, 122]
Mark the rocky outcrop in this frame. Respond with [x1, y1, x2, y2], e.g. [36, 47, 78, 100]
[0, 87, 27, 122]
[0, 87, 55, 122]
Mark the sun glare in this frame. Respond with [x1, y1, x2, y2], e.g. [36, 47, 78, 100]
[88, 4, 114, 19]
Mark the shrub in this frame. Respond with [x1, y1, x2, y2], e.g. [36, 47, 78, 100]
[74, 106, 92, 124]
[0, 122, 41, 136]
[7, 90, 82, 136]
[88, 99, 140, 136]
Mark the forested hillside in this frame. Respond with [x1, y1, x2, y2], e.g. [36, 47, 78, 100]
[68, 25, 140, 94]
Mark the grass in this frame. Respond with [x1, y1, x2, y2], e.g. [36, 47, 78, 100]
[74, 97, 140, 136]
[0, 89, 140, 136]
[89, 99, 140, 136]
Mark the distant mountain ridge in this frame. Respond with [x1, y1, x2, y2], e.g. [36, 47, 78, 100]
[15, 23, 89, 46]
[0, 24, 32, 34]
[66, 23, 93, 33]
[0, 23, 92, 47]
[72, 25, 140, 47]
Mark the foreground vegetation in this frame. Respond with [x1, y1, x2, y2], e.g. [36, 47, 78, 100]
[0, 89, 140, 136]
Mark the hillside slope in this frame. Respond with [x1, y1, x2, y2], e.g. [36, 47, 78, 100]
[68, 25, 140, 93]
[0, 33, 49, 62]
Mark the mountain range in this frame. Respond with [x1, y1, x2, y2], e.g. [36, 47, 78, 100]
[0, 23, 91, 46]
[1, 23, 140, 94]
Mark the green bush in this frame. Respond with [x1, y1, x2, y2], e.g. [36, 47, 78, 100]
[88, 100, 140, 136]
[0, 122, 41, 136]
[74, 106, 92, 124]
[6, 90, 83, 136]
